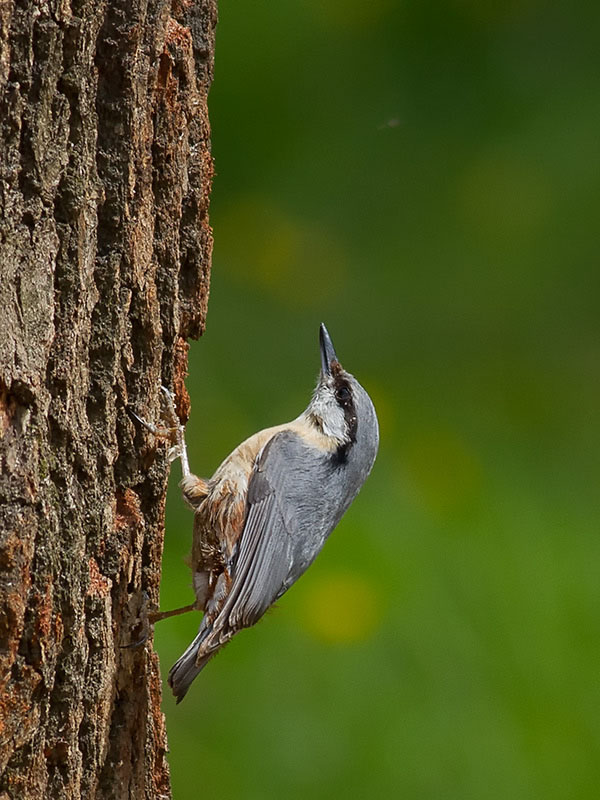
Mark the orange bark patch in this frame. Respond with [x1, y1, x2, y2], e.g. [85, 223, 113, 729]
[0, 523, 34, 667]
[174, 336, 191, 422]
[165, 16, 193, 49]
[87, 557, 111, 598]
[0, 663, 41, 748]
[0, 382, 14, 437]
[116, 488, 143, 531]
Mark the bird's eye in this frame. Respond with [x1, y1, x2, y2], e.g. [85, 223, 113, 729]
[336, 386, 351, 405]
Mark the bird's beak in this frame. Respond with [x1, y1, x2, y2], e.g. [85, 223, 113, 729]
[319, 323, 339, 376]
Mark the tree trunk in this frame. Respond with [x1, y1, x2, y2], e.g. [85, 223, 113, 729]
[0, 1, 216, 797]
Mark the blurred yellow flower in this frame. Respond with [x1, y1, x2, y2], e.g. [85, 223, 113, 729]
[298, 571, 382, 644]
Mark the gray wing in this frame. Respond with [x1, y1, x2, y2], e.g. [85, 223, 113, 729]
[218, 430, 330, 631]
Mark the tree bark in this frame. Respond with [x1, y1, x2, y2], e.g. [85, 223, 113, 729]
[0, 1, 216, 797]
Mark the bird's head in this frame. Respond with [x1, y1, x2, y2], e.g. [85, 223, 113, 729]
[306, 324, 379, 465]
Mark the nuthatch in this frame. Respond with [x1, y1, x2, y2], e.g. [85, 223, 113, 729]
[138, 324, 378, 702]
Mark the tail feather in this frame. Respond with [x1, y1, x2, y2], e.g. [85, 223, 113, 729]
[168, 626, 217, 703]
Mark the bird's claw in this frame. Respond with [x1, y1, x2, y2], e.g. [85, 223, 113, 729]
[160, 385, 175, 403]
[128, 385, 191, 476]
[128, 387, 181, 445]
[167, 444, 182, 464]
[159, 386, 181, 430]
[159, 386, 191, 477]
[127, 407, 172, 439]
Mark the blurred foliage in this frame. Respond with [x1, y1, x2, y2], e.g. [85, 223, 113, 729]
[155, 1, 600, 797]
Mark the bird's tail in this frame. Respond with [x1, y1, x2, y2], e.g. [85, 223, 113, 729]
[168, 626, 217, 703]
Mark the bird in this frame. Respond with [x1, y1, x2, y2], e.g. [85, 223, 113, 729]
[140, 323, 379, 702]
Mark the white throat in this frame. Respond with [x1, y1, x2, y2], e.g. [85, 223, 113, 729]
[304, 385, 348, 444]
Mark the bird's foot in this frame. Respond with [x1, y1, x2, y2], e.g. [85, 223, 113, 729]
[159, 386, 190, 475]
[122, 592, 199, 649]
[128, 386, 191, 476]
[148, 602, 198, 624]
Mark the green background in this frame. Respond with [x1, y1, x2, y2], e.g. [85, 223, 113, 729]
[155, 1, 600, 797]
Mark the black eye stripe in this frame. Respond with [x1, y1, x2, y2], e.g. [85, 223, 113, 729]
[336, 385, 351, 405]
[331, 376, 357, 454]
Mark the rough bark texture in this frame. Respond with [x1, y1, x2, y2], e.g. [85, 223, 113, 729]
[0, 1, 216, 797]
